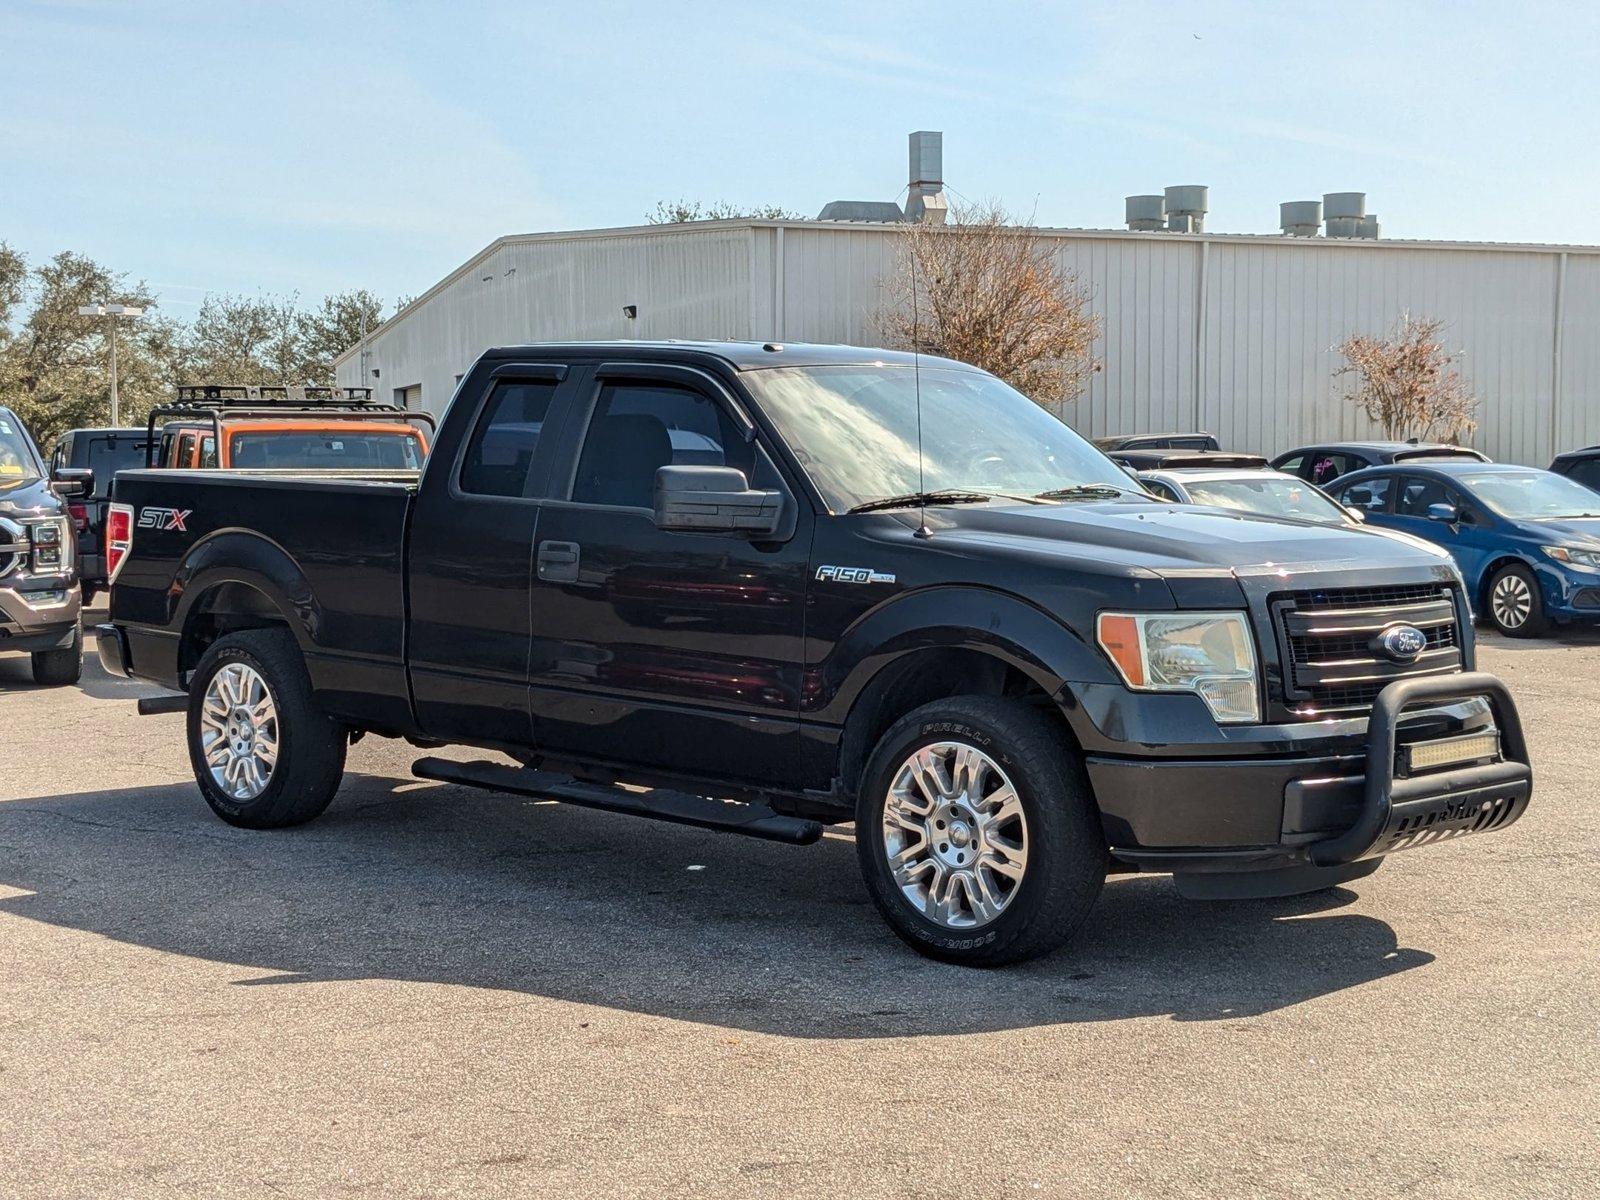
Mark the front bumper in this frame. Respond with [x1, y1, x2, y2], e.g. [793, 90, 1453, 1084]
[0, 583, 81, 653]
[1089, 673, 1532, 894]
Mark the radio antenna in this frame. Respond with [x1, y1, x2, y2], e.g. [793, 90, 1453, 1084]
[909, 231, 931, 539]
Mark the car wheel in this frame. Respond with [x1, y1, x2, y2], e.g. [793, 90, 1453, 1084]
[1486, 563, 1548, 638]
[855, 696, 1108, 967]
[187, 629, 347, 828]
[30, 626, 82, 686]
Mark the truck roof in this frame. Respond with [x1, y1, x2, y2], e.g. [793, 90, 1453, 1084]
[478, 340, 980, 373]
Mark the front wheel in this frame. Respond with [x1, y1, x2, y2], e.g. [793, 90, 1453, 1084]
[31, 626, 83, 686]
[187, 629, 347, 828]
[855, 696, 1108, 967]
[1486, 563, 1548, 637]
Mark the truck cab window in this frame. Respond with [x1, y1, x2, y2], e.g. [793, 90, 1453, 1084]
[572, 382, 750, 509]
[459, 380, 558, 498]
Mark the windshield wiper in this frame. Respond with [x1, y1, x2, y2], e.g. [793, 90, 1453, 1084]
[1033, 483, 1134, 501]
[848, 489, 994, 514]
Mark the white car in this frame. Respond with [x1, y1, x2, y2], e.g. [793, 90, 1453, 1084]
[1137, 466, 1359, 525]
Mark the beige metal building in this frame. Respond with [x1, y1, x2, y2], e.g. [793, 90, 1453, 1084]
[336, 202, 1600, 467]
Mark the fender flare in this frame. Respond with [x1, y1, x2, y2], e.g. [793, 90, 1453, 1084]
[169, 528, 322, 660]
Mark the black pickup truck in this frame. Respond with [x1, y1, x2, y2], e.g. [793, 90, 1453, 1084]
[99, 342, 1533, 966]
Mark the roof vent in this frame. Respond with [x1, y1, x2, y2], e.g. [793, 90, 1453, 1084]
[1125, 194, 1166, 231]
[905, 130, 947, 224]
[1164, 185, 1208, 233]
[1324, 192, 1366, 237]
[816, 199, 906, 222]
[1280, 200, 1322, 237]
[1357, 214, 1381, 239]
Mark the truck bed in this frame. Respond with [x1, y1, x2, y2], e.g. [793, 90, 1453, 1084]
[108, 468, 419, 731]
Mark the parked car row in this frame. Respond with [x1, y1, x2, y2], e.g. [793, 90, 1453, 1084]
[1098, 436, 1600, 637]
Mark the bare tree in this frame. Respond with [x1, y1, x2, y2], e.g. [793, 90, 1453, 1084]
[647, 199, 800, 223]
[877, 203, 1101, 418]
[1335, 314, 1477, 442]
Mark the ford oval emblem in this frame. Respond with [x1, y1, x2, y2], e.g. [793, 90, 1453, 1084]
[1379, 624, 1428, 663]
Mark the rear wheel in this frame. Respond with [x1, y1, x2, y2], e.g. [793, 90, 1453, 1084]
[187, 629, 346, 828]
[30, 626, 82, 686]
[1486, 563, 1548, 637]
[855, 696, 1107, 967]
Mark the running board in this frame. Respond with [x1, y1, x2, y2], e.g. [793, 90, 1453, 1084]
[410, 757, 824, 846]
[136, 693, 189, 716]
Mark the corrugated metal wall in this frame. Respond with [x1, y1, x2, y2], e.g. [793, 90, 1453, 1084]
[341, 220, 1600, 465]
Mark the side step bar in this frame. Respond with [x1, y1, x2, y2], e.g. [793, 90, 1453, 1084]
[411, 757, 824, 846]
[136, 693, 189, 716]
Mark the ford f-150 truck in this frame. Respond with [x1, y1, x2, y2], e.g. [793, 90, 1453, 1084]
[98, 342, 1533, 966]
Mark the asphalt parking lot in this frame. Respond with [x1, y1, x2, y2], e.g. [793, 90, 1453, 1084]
[1, 614, 1596, 1199]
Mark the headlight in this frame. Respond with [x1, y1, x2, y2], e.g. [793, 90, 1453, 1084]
[24, 516, 71, 573]
[1096, 611, 1261, 724]
[1543, 545, 1600, 569]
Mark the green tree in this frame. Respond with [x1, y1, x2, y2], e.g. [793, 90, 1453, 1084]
[0, 250, 183, 442]
[297, 289, 386, 381]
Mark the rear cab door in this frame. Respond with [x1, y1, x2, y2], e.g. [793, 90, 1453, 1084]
[406, 358, 583, 746]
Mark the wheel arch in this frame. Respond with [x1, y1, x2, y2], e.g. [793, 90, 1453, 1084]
[172, 531, 320, 682]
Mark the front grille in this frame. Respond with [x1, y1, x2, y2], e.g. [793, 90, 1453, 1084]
[1273, 583, 1463, 715]
[0, 518, 22, 579]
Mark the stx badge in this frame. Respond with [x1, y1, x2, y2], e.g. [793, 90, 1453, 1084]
[815, 565, 896, 585]
[138, 506, 192, 532]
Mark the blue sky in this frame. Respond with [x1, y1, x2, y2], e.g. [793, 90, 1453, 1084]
[4, 0, 1597, 317]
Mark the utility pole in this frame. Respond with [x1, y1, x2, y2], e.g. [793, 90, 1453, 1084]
[78, 303, 145, 426]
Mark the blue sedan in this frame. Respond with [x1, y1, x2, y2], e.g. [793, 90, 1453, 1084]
[1329, 461, 1600, 636]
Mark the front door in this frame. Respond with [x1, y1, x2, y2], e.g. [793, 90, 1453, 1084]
[407, 363, 576, 746]
[1388, 474, 1496, 586]
[527, 366, 811, 788]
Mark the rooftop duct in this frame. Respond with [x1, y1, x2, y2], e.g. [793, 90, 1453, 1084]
[1357, 214, 1381, 239]
[1164, 185, 1208, 233]
[816, 199, 905, 222]
[1280, 200, 1321, 237]
[905, 130, 947, 224]
[1126, 194, 1166, 231]
[1324, 193, 1367, 237]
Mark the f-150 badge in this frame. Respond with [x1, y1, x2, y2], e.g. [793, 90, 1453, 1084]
[816, 565, 896, 584]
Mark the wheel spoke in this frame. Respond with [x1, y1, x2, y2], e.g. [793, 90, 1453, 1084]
[880, 739, 1029, 932]
[201, 662, 277, 802]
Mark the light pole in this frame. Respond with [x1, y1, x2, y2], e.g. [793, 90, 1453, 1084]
[77, 303, 145, 426]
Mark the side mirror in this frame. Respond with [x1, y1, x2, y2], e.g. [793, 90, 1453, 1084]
[1426, 502, 1460, 524]
[1345, 505, 1366, 523]
[654, 465, 783, 536]
[52, 466, 92, 498]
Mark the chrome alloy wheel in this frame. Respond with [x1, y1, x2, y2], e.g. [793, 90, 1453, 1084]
[1491, 572, 1533, 631]
[199, 663, 279, 801]
[881, 742, 1029, 930]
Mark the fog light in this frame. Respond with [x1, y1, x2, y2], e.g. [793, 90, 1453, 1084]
[1403, 731, 1500, 773]
[17, 588, 69, 609]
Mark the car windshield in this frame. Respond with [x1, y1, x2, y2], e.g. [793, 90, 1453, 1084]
[0, 414, 41, 489]
[743, 364, 1138, 511]
[229, 430, 425, 469]
[1180, 476, 1350, 525]
[1457, 470, 1600, 519]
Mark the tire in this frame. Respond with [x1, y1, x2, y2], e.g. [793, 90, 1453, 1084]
[1486, 563, 1548, 638]
[31, 626, 83, 686]
[187, 629, 347, 829]
[855, 696, 1108, 967]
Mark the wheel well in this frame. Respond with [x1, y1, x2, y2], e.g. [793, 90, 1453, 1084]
[179, 582, 294, 680]
[836, 647, 1073, 796]
[1477, 555, 1531, 609]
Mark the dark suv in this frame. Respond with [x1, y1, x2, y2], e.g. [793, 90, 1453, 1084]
[1272, 441, 1489, 487]
[0, 406, 85, 684]
[50, 427, 153, 603]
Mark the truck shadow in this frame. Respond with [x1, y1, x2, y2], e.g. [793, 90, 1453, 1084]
[0, 773, 1434, 1038]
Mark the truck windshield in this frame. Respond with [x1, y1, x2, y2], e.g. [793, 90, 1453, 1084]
[0, 414, 41, 489]
[229, 430, 425, 470]
[1457, 470, 1600, 519]
[1181, 476, 1350, 525]
[744, 364, 1137, 512]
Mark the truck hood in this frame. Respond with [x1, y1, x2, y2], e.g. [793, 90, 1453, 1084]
[926, 501, 1443, 577]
